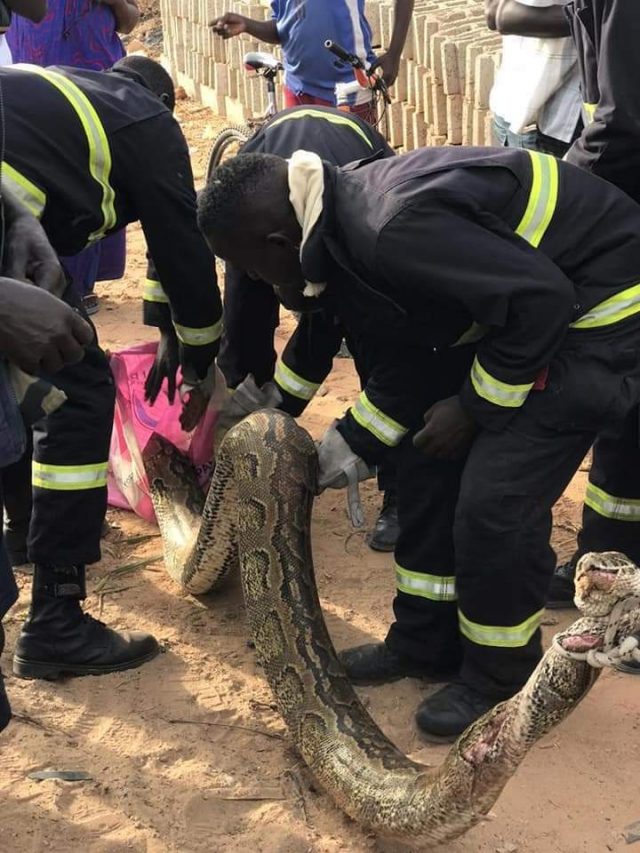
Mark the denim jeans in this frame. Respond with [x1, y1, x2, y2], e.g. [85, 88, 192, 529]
[493, 114, 572, 159]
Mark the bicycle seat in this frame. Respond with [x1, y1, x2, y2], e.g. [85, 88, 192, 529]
[243, 51, 283, 73]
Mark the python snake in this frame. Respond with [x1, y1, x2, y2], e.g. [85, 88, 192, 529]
[143, 410, 640, 843]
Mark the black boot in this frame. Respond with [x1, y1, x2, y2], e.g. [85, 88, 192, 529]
[415, 681, 498, 741]
[0, 623, 11, 732]
[338, 641, 456, 686]
[13, 564, 159, 680]
[546, 560, 576, 609]
[368, 490, 400, 553]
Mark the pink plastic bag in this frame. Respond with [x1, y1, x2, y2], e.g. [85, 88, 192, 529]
[107, 342, 226, 523]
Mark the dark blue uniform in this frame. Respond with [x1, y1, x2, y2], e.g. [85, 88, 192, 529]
[564, 0, 640, 565]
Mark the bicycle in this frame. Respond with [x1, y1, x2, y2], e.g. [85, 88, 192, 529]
[206, 51, 282, 181]
[205, 41, 391, 182]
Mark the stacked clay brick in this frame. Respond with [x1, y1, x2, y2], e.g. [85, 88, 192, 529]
[160, 0, 502, 149]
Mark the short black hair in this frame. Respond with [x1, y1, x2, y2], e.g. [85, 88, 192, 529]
[198, 153, 286, 243]
[113, 56, 176, 112]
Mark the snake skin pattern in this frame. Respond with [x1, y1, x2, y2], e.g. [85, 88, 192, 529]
[143, 410, 640, 843]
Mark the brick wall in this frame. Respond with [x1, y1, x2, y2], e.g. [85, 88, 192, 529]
[160, 0, 501, 149]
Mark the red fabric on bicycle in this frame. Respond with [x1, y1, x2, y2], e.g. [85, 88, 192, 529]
[283, 85, 377, 126]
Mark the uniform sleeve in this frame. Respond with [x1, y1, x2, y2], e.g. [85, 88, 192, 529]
[275, 310, 344, 416]
[336, 352, 421, 463]
[142, 252, 172, 330]
[126, 115, 222, 380]
[375, 205, 577, 432]
[566, 1, 640, 203]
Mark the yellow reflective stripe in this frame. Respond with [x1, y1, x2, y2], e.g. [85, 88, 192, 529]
[174, 319, 223, 347]
[470, 356, 533, 408]
[515, 150, 559, 248]
[583, 102, 597, 124]
[16, 64, 116, 243]
[143, 278, 169, 304]
[350, 391, 408, 447]
[395, 563, 457, 602]
[1, 161, 46, 218]
[269, 108, 374, 150]
[585, 482, 640, 522]
[32, 461, 108, 491]
[274, 360, 320, 401]
[458, 608, 543, 649]
[570, 281, 640, 330]
[452, 321, 487, 347]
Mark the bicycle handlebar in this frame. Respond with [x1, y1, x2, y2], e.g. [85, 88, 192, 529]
[325, 39, 360, 68]
[324, 40, 390, 103]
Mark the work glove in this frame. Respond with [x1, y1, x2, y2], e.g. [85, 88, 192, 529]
[145, 327, 180, 405]
[316, 421, 375, 528]
[218, 374, 283, 431]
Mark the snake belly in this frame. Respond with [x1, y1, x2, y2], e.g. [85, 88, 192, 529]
[143, 410, 640, 843]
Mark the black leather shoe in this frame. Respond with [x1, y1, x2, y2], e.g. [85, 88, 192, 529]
[616, 658, 640, 675]
[415, 682, 497, 741]
[368, 491, 400, 553]
[338, 642, 455, 686]
[546, 560, 576, 609]
[13, 564, 159, 680]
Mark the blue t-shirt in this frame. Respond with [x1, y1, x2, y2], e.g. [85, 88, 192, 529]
[272, 0, 376, 101]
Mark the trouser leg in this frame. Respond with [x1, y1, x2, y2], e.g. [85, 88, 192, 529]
[217, 265, 280, 389]
[577, 407, 640, 562]
[2, 433, 33, 563]
[386, 436, 464, 672]
[28, 298, 114, 567]
[454, 423, 595, 699]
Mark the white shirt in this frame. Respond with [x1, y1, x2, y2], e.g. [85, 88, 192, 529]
[490, 0, 581, 143]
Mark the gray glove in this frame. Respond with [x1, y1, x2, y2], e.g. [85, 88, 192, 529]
[218, 374, 283, 431]
[316, 420, 374, 528]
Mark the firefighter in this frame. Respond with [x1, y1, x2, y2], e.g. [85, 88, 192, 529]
[0, 55, 222, 679]
[546, 2, 640, 680]
[164, 105, 398, 549]
[198, 146, 640, 739]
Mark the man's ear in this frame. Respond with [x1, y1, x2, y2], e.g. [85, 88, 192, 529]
[266, 231, 299, 251]
[160, 92, 171, 105]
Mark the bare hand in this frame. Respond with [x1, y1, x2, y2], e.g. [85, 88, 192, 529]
[370, 50, 401, 86]
[0, 279, 93, 374]
[3, 208, 66, 296]
[413, 395, 477, 460]
[210, 12, 247, 38]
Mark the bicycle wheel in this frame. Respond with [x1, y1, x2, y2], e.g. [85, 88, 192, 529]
[205, 125, 254, 182]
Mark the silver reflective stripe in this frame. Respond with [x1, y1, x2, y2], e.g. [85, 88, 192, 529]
[14, 64, 117, 243]
[32, 461, 108, 491]
[143, 279, 169, 304]
[174, 319, 223, 347]
[570, 282, 640, 330]
[470, 356, 533, 408]
[350, 391, 408, 447]
[515, 150, 559, 249]
[458, 608, 543, 649]
[2, 161, 46, 218]
[585, 483, 640, 521]
[395, 563, 457, 601]
[274, 361, 320, 401]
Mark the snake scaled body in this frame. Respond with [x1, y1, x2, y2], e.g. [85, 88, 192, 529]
[143, 410, 640, 844]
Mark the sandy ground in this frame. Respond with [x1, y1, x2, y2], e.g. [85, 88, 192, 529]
[1, 92, 639, 853]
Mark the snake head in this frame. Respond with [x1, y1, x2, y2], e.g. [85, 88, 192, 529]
[574, 551, 640, 617]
